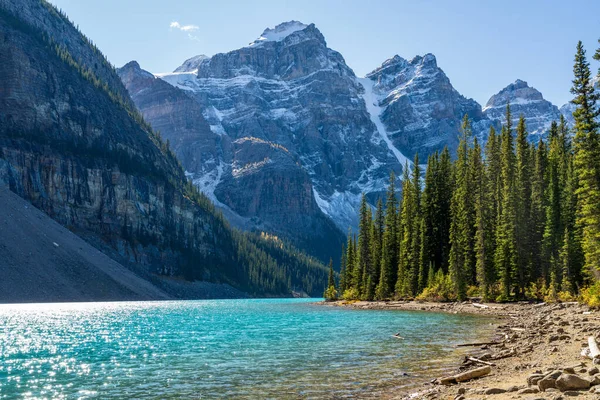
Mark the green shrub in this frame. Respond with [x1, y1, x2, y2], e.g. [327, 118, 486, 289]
[525, 278, 547, 301]
[582, 282, 600, 308]
[323, 286, 338, 301]
[416, 270, 456, 302]
[342, 288, 360, 301]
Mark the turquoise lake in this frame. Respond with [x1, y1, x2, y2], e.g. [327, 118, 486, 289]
[0, 299, 492, 399]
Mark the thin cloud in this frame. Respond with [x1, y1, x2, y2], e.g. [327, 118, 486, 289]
[169, 21, 199, 32]
[169, 21, 201, 42]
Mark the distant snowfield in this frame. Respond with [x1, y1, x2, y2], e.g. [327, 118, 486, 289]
[357, 77, 412, 168]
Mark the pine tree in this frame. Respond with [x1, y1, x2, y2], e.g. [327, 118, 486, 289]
[543, 122, 563, 284]
[356, 194, 372, 297]
[324, 258, 337, 300]
[339, 245, 347, 293]
[420, 153, 438, 289]
[449, 114, 473, 300]
[571, 41, 600, 281]
[369, 198, 385, 299]
[345, 231, 356, 294]
[530, 139, 547, 283]
[397, 154, 422, 297]
[494, 104, 518, 300]
[514, 115, 532, 297]
[437, 147, 454, 274]
[474, 136, 494, 300]
[559, 227, 575, 295]
[327, 258, 335, 288]
[375, 172, 399, 299]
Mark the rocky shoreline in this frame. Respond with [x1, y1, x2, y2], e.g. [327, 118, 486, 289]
[324, 300, 600, 399]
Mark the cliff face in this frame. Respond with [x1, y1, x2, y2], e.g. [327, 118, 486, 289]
[0, 1, 327, 297]
[484, 79, 562, 139]
[365, 54, 487, 159]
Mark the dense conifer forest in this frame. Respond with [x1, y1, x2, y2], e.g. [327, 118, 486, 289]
[327, 40, 600, 306]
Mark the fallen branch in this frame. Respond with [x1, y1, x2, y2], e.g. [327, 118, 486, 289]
[439, 365, 491, 385]
[466, 357, 495, 366]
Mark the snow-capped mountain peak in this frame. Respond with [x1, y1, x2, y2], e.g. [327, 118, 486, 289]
[250, 21, 309, 46]
[174, 54, 209, 73]
[483, 79, 561, 137]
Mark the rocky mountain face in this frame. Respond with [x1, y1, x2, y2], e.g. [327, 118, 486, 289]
[121, 21, 574, 255]
[364, 54, 487, 160]
[483, 79, 562, 139]
[0, 1, 328, 298]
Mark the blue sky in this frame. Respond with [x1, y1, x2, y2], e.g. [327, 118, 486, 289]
[50, 0, 600, 106]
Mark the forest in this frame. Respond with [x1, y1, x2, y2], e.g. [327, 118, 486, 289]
[325, 40, 600, 305]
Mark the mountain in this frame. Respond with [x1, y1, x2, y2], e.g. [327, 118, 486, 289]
[484, 79, 562, 139]
[120, 21, 572, 251]
[0, 0, 328, 300]
[363, 54, 486, 160]
[120, 21, 405, 255]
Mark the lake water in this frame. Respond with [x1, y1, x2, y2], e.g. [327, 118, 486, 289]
[0, 299, 492, 399]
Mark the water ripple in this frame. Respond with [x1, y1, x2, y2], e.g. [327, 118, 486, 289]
[0, 299, 491, 399]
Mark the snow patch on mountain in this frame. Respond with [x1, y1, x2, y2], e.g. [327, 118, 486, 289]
[186, 160, 226, 206]
[313, 189, 361, 232]
[250, 21, 308, 46]
[357, 77, 412, 167]
[174, 54, 209, 73]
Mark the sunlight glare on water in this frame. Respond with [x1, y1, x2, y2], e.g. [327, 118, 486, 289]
[0, 299, 491, 399]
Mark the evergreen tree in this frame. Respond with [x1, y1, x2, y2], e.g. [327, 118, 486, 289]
[448, 114, 473, 300]
[514, 115, 532, 296]
[420, 153, 438, 289]
[437, 147, 454, 274]
[543, 122, 563, 284]
[571, 41, 600, 281]
[530, 139, 547, 283]
[397, 154, 422, 297]
[474, 137, 494, 300]
[327, 258, 335, 288]
[375, 172, 399, 299]
[339, 245, 347, 293]
[356, 194, 372, 297]
[369, 198, 385, 299]
[494, 104, 518, 300]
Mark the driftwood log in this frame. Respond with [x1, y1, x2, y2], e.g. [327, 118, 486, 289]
[466, 356, 495, 366]
[588, 336, 600, 362]
[472, 303, 489, 309]
[439, 365, 491, 385]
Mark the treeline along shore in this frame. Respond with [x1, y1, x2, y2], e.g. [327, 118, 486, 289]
[323, 40, 600, 308]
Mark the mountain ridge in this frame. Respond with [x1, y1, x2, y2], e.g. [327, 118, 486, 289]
[120, 20, 581, 251]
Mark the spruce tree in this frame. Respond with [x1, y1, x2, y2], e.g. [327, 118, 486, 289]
[339, 245, 347, 293]
[420, 153, 438, 288]
[448, 114, 473, 300]
[369, 198, 385, 298]
[437, 147, 454, 274]
[375, 172, 399, 299]
[494, 104, 518, 300]
[530, 139, 547, 283]
[571, 41, 600, 281]
[474, 137, 494, 300]
[356, 194, 372, 297]
[514, 115, 532, 296]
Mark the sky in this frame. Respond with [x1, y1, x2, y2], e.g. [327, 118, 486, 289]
[50, 0, 600, 107]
